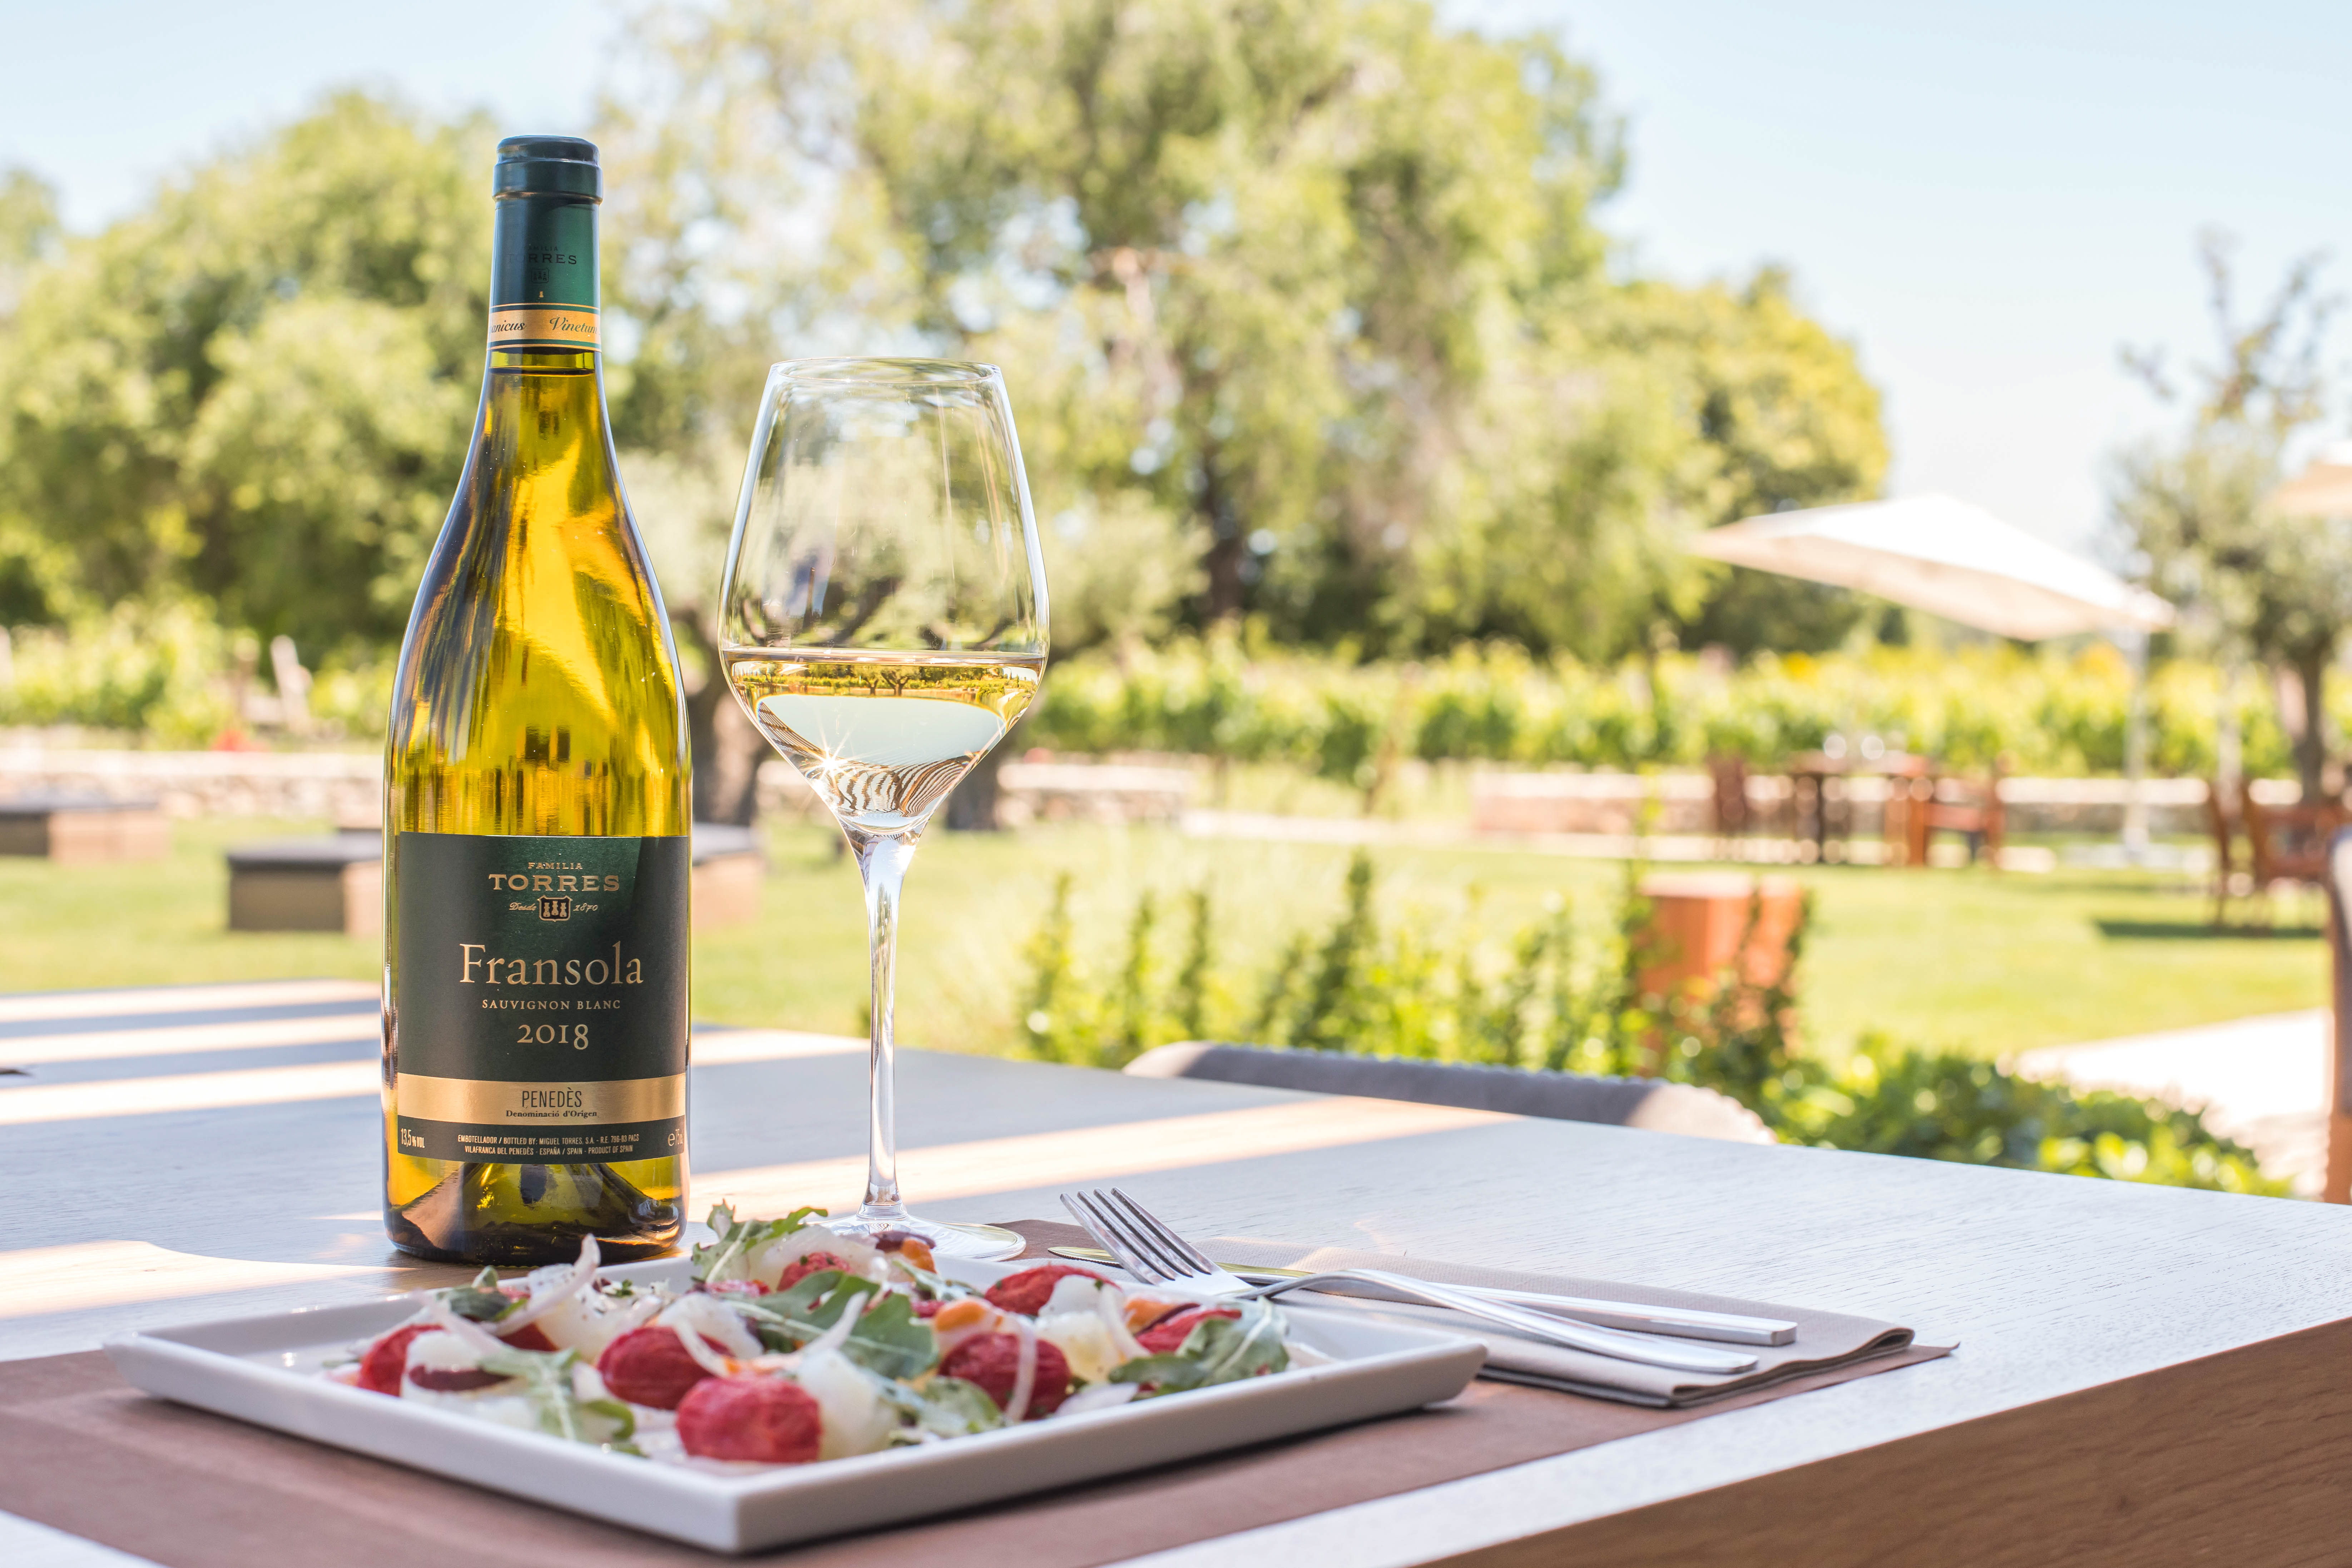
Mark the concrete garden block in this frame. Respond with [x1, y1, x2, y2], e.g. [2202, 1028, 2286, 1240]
[226, 834, 382, 935]
[0, 794, 171, 863]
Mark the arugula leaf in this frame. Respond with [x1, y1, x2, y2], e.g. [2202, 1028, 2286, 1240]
[442, 1266, 515, 1324]
[903, 1376, 1004, 1439]
[770, 1268, 862, 1322]
[1110, 1302, 1289, 1395]
[476, 1347, 642, 1455]
[836, 1292, 938, 1380]
[1105, 1351, 1209, 1393]
[579, 1397, 643, 1456]
[690, 1202, 829, 1285]
[726, 1278, 938, 1378]
[476, 1347, 586, 1440]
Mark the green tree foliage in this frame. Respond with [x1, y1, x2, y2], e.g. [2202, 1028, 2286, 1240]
[1633, 268, 1893, 656]
[0, 95, 487, 655]
[1607, 269, 1891, 657]
[0, 9, 1889, 683]
[599, 0, 1885, 661]
[2111, 231, 2346, 798]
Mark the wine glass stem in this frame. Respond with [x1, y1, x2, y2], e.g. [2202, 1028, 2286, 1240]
[851, 827, 918, 1221]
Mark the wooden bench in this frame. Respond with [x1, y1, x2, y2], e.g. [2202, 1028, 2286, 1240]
[0, 794, 170, 863]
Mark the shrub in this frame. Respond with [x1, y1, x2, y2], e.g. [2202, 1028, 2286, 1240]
[0, 608, 393, 744]
[1011, 852, 2287, 1195]
[0, 606, 235, 743]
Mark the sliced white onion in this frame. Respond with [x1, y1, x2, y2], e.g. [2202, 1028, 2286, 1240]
[534, 1283, 667, 1359]
[1053, 1382, 1141, 1417]
[423, 1298, 510, 1358]
[797, 1349, 897, 1458]
[744, 1225, 886, 1289]
[1091, 1283, 1149, 1364]
[492, 1235, 601, 1333]
[1004, 1316, 1039, 1424]
[657, 1292, 762, 1373]
[402, 1329, 477, 1375]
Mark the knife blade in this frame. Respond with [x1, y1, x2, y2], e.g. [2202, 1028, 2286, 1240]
[1046, 1245, 1796, 1346]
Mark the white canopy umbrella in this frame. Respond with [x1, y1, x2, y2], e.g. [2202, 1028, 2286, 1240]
[1689, 494, 2175, 640]
[1690, 493, 2178, 856]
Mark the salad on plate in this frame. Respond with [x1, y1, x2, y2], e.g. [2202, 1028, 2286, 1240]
[328, 1204, 1306, 1466]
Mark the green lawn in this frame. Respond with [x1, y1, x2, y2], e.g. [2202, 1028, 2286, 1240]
[0, 818, 381, 993]
[0, 817, 2323, 1061]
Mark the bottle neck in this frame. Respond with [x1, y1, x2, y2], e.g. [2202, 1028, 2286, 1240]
[485, 191, 600, 366]
[466, 189, 614, 493]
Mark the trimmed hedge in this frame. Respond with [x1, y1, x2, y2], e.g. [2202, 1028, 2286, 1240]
[1033, 635, 2299, 780]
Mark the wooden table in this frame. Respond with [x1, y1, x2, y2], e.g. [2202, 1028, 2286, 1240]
[1786, 750, 1932, 863]
[4, 981, 2351, 1565]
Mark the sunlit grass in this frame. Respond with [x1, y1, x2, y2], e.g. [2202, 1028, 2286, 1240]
[711, 822, 2324, 1060]
[0, 816, 2320, 1062]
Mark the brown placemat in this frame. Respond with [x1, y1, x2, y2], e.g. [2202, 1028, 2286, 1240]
[0, 1225, 1951, 1566]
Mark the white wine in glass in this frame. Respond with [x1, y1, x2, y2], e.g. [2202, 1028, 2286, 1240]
[719, 360, 1049, 1260]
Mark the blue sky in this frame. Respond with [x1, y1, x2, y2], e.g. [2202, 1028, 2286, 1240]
[5, 0, 2348, 556]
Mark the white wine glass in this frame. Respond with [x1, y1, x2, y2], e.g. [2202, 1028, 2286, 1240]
[718, 358, 1048, 1260]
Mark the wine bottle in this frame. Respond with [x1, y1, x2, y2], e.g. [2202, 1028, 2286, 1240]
[382, 135, 691, 1265]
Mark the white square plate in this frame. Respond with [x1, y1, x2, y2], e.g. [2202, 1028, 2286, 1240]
[103, 1254, 1486, 1554]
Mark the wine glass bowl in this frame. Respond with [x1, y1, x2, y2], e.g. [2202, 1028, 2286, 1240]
[719, 359, 1048, 1259]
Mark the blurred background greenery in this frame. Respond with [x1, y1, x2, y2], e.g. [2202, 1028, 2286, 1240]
[0, 4, 1887, 722]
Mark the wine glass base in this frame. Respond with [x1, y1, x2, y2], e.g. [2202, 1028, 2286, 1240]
[820, 1210, 1027, 1262]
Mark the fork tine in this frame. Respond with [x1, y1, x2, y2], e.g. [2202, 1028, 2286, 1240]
[1064, 1190, 1177, 1284]
[1059, 1191, 1146, 1279]
[1082, 1188, 1194, 1283]
[1109, 1188, 1217, 1275]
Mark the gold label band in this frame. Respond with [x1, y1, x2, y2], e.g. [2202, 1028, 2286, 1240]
[395, 1072, 681, 1126]
[488, 306, 600, 351]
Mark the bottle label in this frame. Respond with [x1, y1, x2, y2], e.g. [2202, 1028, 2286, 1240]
[487, 305, 599, 352]
[392, 832, 687, 1165]
[487, 196, 598, 350]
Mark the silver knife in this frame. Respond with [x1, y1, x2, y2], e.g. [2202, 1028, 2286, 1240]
[1046, 1246, 1796, 1347]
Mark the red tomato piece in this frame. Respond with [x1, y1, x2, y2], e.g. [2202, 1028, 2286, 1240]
[1135, 1306, 1240, 1355]
[938, 1332, 1071, 1418]
[775, 1251, 856, 1291]
[596, 1326, 728, 1410]
[356, 1324, 431, 1395]
[407, 1366, 511, 1393]
[981, 1265, 1101, 1317]
[676, 1375, 823, 1464]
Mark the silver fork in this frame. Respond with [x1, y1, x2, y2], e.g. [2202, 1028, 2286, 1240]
[1060, 1188, 1759, 1377]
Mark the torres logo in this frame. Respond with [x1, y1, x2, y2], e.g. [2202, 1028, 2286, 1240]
[538, 895, 572, 921]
